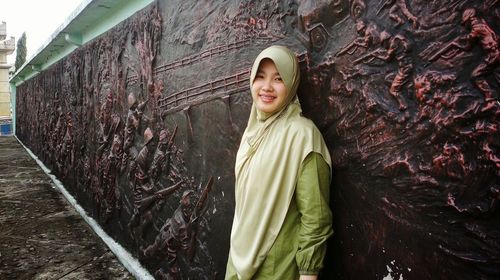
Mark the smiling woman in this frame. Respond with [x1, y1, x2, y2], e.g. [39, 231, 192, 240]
[226, 45, 333, 280]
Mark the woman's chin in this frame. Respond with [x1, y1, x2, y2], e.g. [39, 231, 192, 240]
[256, 102, 280, 114]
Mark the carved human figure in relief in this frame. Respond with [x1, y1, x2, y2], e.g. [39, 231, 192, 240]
[59, 112, 74, 176]
[128, 127, 156, 241]
[100, 91, 114, 135]
[143, 190, 196, 280]
[142, 178, 213, 280]
[128, 126, 183, 244]
[336, 20, 382, 57]
[47, 103, 59, 157]
[377, 0, 419, 28]
[102, 132, 123, 221]
[97, 91, 114, 157]
[52, 108, 65, 162]
[123, 94, 140, 151]
[460, 8, 499, 110]
[337, 20, 391, 82]
[121, 93, 148, 172]
[149, 126, 177, 184]
[95, 115, 123, 221]
[379, 34, 413, 110]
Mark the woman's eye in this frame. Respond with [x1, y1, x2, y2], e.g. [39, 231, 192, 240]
[275, 76, 283, 82]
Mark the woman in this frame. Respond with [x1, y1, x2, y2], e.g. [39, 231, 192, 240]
[225, 45, 333, 280]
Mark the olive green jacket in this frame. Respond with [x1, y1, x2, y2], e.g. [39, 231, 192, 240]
[226, 152, 333, 279]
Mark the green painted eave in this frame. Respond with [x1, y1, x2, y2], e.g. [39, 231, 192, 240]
[10, 0, 153, 86]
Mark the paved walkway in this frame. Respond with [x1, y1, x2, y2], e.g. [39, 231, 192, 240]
[0, 136, 134, 280]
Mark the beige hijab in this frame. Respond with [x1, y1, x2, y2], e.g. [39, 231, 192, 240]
[229, 45, 331, 279]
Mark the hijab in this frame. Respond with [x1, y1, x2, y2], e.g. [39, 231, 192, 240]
[229, 45, 332, 279]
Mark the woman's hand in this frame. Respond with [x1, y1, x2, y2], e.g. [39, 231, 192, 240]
[299, 275, 318, 280]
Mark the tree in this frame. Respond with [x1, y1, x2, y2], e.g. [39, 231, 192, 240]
[15, 32, 27, 71]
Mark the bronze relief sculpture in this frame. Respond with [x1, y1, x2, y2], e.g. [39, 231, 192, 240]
[15, 0, 498, 279]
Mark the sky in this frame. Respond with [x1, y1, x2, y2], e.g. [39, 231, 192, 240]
[0, 0, 84, 65]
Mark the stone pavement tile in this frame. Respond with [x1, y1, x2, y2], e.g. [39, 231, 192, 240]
[0, 137, 134, 280]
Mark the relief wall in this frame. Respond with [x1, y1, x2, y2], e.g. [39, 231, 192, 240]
[15, 0, 499, 279]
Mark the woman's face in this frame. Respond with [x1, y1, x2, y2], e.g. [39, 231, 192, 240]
[251, 59, 288, 114]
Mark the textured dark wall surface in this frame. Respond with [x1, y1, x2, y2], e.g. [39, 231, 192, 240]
[16, 0, 499, 279]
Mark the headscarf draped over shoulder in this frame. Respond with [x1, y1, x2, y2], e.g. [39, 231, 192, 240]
[229, 45, 332, 279]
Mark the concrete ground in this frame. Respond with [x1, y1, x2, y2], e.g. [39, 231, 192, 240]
[0, 136, 134, 280]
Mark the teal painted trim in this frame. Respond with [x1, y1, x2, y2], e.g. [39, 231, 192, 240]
[65, 33, 83, 46]
[31, 65, 42, 72]
[82, 0, 154, 43]
[41, 44, 79, 71]
[11, 0, 153, 86]
[43, 0, 154, 68]
[44, 0, 154, 69]
[12, 68, 42, 86]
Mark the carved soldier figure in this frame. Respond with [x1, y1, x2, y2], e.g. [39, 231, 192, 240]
[97, 91, 114, 157]
[337, 21, 391, 79]
[52, 109, 65, 162]
[82, 154, 93, 191]
[59, 112, 74, 176]
[142, 178, 213, 280]
[121, 93, 148, 172]
[95, 115, 122, 220]
[342, 31, 412, 111]
[360, 21, 391, 50]
[108, 134, 123, 179]
[102, 133, 123, 221]
[143, 190, 195, 280]
[377, 0, 419, 28]
[150, 126, 178, 184]
[47, 103, 59, 156]
[336, 20, 371, 57]
[100, 91, 114, 134]
[379, 34, 413, 110]
[129, 126, 185, 243]
[128, 127, 156, 241]
[460, 8, 499, 109]
[123, 94, 140, 152]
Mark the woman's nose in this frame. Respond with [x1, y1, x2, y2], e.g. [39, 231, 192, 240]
[262, 79, 273, 91]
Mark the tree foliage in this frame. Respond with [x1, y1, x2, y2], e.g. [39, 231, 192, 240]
[15, 32, 27, 71]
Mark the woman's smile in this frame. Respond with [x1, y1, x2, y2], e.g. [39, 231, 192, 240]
[258, 93, 277, 103]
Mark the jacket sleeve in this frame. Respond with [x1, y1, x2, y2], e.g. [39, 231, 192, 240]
[295, 152, 333, 275]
